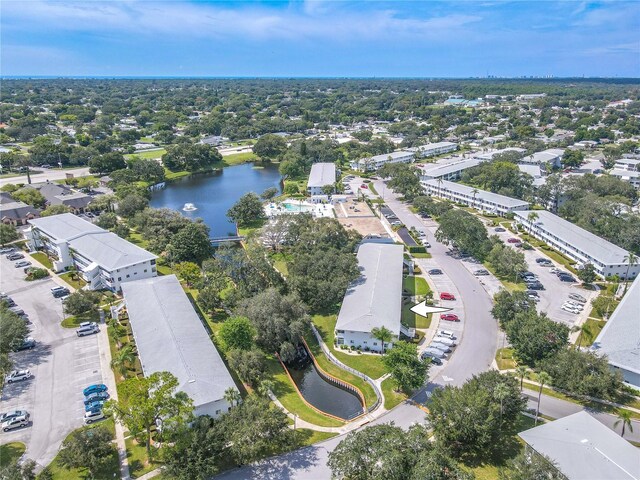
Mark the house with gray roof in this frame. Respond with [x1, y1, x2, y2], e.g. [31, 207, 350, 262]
[0, 195, 40, 226]
[518, 411, 640, 480]
[592, 275, 640, 388]
[335, 242, 405, 352]
[25, 182, 92, 213]
[520, 148, 564, 168]
[122, 275, 238, 418]
[513, 210, 639, 279]
[26, 213, 157, 291]
[307, 162, 336, 196]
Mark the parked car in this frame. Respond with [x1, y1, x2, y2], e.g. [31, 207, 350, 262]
[14, 261, 31, 268]
[390, 221, 401, 226]
[0, 247, 14, 254]
[84, 392, 110, 404]
[430, 342, 452, 353]
[84, 409, 105, 425]
[6, 253, 24, 261]
[428, 269, 443, 275]
[6, 370, 32, 384]
[494, 227, 506, 232]
[2, 297, 16, 307]
[474, 269, 489, 276]
[440, 313, 460, 322]
[527, 282, 545, 290]
[550, 268, 561, 274]
[528, 294, 540, 302]
[51, 286, 67, 294]
[421, 348, 446, 359]
[360, 184, 368, 189]
[561, 305, 580, 314]
[558, 274, 576, 282]
[8, 307, 25, 316]
[83, 384, 108, 397]
[438, 330, 456, 340]
[440, 292, 455, 301]
[525, 290, 539, 297]
[569, 293, 587, 303]
[565, 301, 583, 309]
[14, 338, 36, 351]
[0, 411, 29, 423]
[535, 257, 547, 264]
[433, 336, 456, 347]
[84, 401, 104, 412]
[2, 415, 30, 432]
[53, 288, 70, 298]
[425, 356, 443, 365]
[507, 238, 520, 243]
[76, 323, 99, 337]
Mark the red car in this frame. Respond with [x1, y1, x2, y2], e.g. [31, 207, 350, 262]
[440, 313, 460, 322]
[360, 184, 368, 189]
[507, 238, 520, 244]
[440, 292, 455, 301]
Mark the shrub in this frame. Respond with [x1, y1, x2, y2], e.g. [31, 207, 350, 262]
[408, 246, 426, 254]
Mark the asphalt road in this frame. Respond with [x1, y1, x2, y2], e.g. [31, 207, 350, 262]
[0, 167, 91, 187]
[0, 253, 104, 469]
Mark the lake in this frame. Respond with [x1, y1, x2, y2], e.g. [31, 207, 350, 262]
[150, 163, 282, 237]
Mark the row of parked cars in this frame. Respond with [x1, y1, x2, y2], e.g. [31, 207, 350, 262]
[3, 248, 32, 270]
[83, 384, 109, 424]
[421, 330, 458, 364]
[561, 293, 588, 314]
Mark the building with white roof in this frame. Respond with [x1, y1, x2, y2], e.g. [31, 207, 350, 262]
[592, 276, 640, 388]
[418, 158, 484, 181]
[513, 210, 639, 279]
[615, 157, 640, 171]
[520, 148, 564, 168]
[472, 147, 526, 161]
[518, 411, 640, 480]
[350, 150, 415, 172]
[307, 162, 336, 196]
[335, 242, 404, 352]
[122, 275, 238, 417]
[408, 142, 458, 159]
[26, 213, 157, 291]
[609, 169, 640, 189]
[422, 179, 530, 216]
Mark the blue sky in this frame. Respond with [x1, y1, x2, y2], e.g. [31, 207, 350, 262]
[2, 1, 639, 77]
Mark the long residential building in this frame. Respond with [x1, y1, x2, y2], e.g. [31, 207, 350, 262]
[513, 210, 639, 279]
[26, 213, 157, 291]
[422, 179, 530, 215]
[350, 150, 415, 172]
[418, 158, 484, 181]
[335, 242, 405, 352]
[609, 169, 640, 189]
[121, 275, 238, 418]
[306, 162, 336, 196]
[593, 275, 640, 388]
[407, 141, 458, 158]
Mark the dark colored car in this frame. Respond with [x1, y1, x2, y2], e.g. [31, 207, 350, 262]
[527, 282, 545, 290]
[440, 292, 456, 301]
[507, 238, 520, 244]
[494, 227, 506, 232]
[83, 384, 108, 397]
[52, 288, 70, 298]
[428, 269, 443, 275]
[14, 338, 36, 351]
[440, 313, 460, 322]
[559, 275, 576, 283]
[84, 392, 110, 405]
[525, 290, 539, 297]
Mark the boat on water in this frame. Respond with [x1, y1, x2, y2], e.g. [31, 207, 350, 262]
[182, 203, 197, 211]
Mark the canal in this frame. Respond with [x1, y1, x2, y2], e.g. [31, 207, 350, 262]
[288, 360, 364, 420]
[149, 162, 282, 237]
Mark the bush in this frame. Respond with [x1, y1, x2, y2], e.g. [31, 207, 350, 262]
[25, 268, 49, 281]
[408, 246, 426, 254]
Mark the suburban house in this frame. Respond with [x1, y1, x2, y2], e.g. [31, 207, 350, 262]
[306, 162, 336, 196]
[121, 275, 238, 418]
[26, 213, 157, 291]
[407, 141, 458, 158]
[350, 150, 415, 172]
[519, 148, 564, 169]
[0, 193, 40, 225]
[25, 182, 93, 213]
[513, 210, 639, 279]
[335, 242, 405, 352]
[592, 275, 640, 389]
[518, 412, 640, 480]
[422, 179, 530, 215]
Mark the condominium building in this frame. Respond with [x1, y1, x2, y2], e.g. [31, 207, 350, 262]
[513, 210, 639, 279]
[614, 157, 640, 171]
[307, 162, 336, 196]
[422, 179, 530, 215]
[418, 158, 484, 181]
[121, 275, 238, 418]
[26, 213, 157, 291]
[519, 148, 564, 168]
[609, 169, 640, 189]
[408, 141, 458, 158]
[350, 150, 415, 172]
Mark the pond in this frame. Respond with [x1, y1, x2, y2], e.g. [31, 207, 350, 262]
[288, 360, 364, 420]
[150, 163, 282, 237]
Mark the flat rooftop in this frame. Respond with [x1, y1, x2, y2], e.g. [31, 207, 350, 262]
[308, 162, 336, 188]
[423, 179, 531, 208]
[419, 158, 483, 178]
[122, 275, 237, 408]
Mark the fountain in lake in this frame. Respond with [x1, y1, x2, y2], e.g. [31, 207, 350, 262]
[182, 203, 197, 212]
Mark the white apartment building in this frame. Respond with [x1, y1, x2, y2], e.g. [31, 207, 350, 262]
[408, 141, 458, 158]
[519, 148, 564, 168]
[472, 147, 526, 161]
[513, 210, 639, 279]
[609, 169, 640, 189]
[422, 179, 530, 216]
[122, 275, 238, 417]
[418, 158, 484, 181]
[306, 162, 336, 196]
[614, 158, 640, 171]
[26, 213, 157, 292]
[350, 150, 415, 172]
[335, 242, 405, 352]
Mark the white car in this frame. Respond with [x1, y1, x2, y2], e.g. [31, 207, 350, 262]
[6, 370, 32, 384]
[84, 409, 105, 425]
[433, 336, 456, 347]
[550, 268, 560, 274]
[565, 300, 584, 308]
[2, 415, 30, 432]
[561, 305, 580, 314]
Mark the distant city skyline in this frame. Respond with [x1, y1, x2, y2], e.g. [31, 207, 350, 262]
[2, 1, 639, 77]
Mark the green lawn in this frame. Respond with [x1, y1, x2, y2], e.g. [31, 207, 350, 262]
[124, 148, 166, 160]
[296, 429, 338, 446]
[312, 314, 388, 379]
[403, 276, 430, 296]
[495, 348, 517, 370]
[0, 442, 25, 467]
[45, 420, 119, 479]
[59, 272, 87, 290]
[30, 251, 53, 269]
[483, 262, 525, 292]
[381, 377, 407, 410]
[402, 303, 431, 329]
[125, 436, 163, 479]
[577, 319, 606, 347]
[222, 152, 258, 165]
[61, 310, 99, 328]
[410, 252, 432, 258]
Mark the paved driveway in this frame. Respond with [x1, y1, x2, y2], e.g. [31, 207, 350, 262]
[0, 255, 104, 469]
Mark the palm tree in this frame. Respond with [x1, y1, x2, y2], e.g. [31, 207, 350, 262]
[436, 177, 444, 199]
[494, 383, 510, 424]
[572, 324, 588, 349]
[109, 322, 125, 349]
[623, 252, 638, 293]
[257, 379, 275, 398]
[535, 371, 551, 426]
[471, 188, 479, 209]
[224, 387, 242, 408]
[371, 326, 393, 354]
[516, 365, 528, 392]
[110, 344, 136, 379]
[526, 211, 539, 235]
[614, 410, 634, 437]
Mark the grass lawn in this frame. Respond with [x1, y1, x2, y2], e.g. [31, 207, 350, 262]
[124, 148, 166, 160]
[410, 252, 432, 258]
[312, 314, 388, 380]
[381, 377, 407, 410]
[271, 252, 291, 277]
[296, 429, 338, 446]
[495, 348, 517, 370]
[402, 303, 431, 329]
[163, 169, 191, 181]
[403, 276, 430, 296]
[0, 442, 25, 467]
[266, 357, 344, 428]
[577, 319, 607, 347]
[221, 152, 258, 165]
[30, 251, 53, 269]
[237, 219, 266, 236]
[483, 262, 525, 292]
[59, 272, 87, 290]
[45, 419, 119, 479]
[61, 310, 100, 328]
[125, 436, 163, 479]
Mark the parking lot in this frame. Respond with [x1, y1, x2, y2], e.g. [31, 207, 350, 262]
[0, 253, 104, 468]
